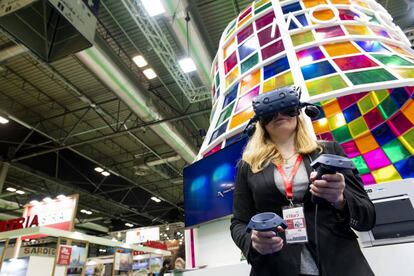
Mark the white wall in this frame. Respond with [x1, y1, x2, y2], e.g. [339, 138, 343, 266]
[193, 217, 244, 268]
[362, 243, 414, 276]
[27, 256, 55, 276]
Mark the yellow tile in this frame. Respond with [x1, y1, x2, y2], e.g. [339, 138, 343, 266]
[324, 42, 360, 57]
[263, 71, 293, 93]
[226, 67, 239, 89]
[345, 25, 371, 35]
[372, 165, 402, 183]
[229, 107, 254, 129]
[313, 118, 330, 134]
[302, 0, 327, 8]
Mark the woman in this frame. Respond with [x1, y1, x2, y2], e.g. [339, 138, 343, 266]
[230, 88, 375, 276]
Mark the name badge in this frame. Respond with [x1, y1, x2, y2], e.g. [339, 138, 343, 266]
[282, 205, 308, 244]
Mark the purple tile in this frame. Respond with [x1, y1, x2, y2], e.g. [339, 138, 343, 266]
[224, 52, 238, 75]
[340, 140, 360, 158]
[318, 132, 334, 141]
[363, 108, 384, 129]
[387, 112, 412, 136]
[239, 6, 252, 21]
[258, 25, 280, 46]
[235, 86, 260, 112]
[363, 148, 391, 171]
[255, 11, 275, 31]
[361, 173, 376, 185]
[296, 47, 325, 65]
[237, 24, 254, 44]
[337, 92, 369, 110]
[315, 26, 345, 39]
[261, 40, 284, 60]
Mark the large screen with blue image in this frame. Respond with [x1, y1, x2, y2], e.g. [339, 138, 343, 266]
[184, 138, 247, 227]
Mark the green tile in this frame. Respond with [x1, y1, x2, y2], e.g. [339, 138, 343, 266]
[306, 75, 348, 96]
[217, 102, 235, 127]
[352, 156, 370, 174]
[373, 89, 389, 103]
[292, 31, 315, 46]
[216, 73, 220, 88]
[378, 96, 399, 119]
[349, 117, 369, 138]
[255, 2, 272, 14]
[331, 125, 352, 143]
[241, 53, 259, 74]
[382, 139, 411, 163]
[358, 94, 375, 114]
[372, 54, 414, 66]
[346, 69, 397, 85]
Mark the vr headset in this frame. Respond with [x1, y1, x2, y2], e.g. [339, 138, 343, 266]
[245, 86, 320, 137]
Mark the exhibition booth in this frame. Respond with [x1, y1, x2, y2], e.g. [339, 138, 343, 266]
[0, 195, 171, 276]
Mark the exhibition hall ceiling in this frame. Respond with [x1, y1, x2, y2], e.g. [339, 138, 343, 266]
[0, 0, 411, 233]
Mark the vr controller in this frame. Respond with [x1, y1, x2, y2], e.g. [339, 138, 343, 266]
[246, 212, 288, 234]
[310, 154, 355, 204]
[245, 86, 320, 137]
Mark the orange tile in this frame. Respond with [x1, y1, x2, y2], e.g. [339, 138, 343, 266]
[355, 133, 379, 154]
[224, 39, 236, 59]
[312, 118, 330, 134]
[322, 99, 342, 117]
[330, 0, 350, 3]
[312, 9, 335, 21]
[240, 69, 261, 94]
[302, 0, 327, 8]
[229, 107, 254, 129]
[324, 42, 360, 57]
[401, 99, 414, 124]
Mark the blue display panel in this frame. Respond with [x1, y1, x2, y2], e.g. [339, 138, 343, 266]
[184, 138, 247, 227]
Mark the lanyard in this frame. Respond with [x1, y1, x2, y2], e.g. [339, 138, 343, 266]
[274, 155, 303, 200]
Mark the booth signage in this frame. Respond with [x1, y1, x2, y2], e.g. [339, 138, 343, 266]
[22, 246, 56, 257]
[0, 215, 38, 232]
[57, 245, 72, 266]
[24, 194, 78, 233]
[0, 0, 36, 17]
[125, 227, 160, 244]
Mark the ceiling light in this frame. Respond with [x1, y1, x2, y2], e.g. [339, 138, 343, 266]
[141, 0, 165, 17]
[80, 209, 87, 214]
[132, 55, 148, 68]
[94, 167, 104, 173]
[16, 190, 25, 195]
[151, 196, 161, 203]
[0, 116, 9, 124]
[166, 226, 169, 231]
[56, 195, 66, 200]
[86, 210, 93, 215]
[101, 171, 110, 177]
[179, 57, 197, 73]
[30, 200, 40, 205]
[6, 187, 16, 192]
[143, 68, 157, 80]
[43, 197, 53, 202]
[125, 223, 134, 227]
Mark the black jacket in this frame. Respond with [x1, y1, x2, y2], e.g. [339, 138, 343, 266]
[230, 141, 376, 276]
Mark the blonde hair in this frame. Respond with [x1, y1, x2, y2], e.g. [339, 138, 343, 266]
[242, 114, 321, 173]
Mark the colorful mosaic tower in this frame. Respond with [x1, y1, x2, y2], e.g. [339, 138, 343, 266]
[199, 0, 414, 185]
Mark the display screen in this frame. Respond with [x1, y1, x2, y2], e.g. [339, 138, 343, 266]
[184, 138, 247, 227]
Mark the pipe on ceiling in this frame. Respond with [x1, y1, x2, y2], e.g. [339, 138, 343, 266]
[76, 37, 197, 164]
[163, 0, 213, 87]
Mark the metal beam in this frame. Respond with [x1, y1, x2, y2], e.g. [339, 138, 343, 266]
[0, 162, 10, 194]
[12, 108, 210, 162]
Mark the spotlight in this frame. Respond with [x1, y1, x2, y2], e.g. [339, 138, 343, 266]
[6, 187, 16, 192]
[94, 167, 104, 173]
[101, 171, 110, 177]
[43, 197, 53, 202]
[151, 196, 161, 203]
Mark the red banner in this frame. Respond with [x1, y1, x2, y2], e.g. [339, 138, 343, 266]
[57, 245, 72, 266]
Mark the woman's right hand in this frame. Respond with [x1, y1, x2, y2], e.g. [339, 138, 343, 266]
[251, 227, 284, 255]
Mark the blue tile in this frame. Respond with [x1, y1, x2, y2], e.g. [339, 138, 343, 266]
[371, 123, 396, 146]
[301, 61, 336, 80]
[343, 104, 361, 123]
[355, 40, 389, 53]
[394, 156, 414, 178]
[210, 121, 229, 143]
[282, 2, 302, 14]
[223, 84, 238, 107]
[263, 56, 290, 79]
[390, 87, 410, 107]
[296, 14, 309, 27]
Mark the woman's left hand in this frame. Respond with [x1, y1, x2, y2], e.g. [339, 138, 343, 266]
[310, 171, 346, 208]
